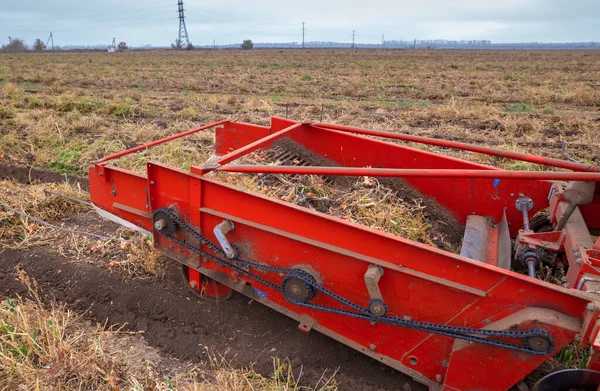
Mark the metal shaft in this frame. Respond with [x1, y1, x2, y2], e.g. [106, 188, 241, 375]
[527, 260, 536, 279]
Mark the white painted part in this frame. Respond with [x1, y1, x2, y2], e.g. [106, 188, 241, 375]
[93, 205, 152, 237]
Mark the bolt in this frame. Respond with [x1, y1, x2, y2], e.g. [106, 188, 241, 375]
[369, 344, 376, 351]
[149, 180, 155, 185]
[587, 303, 596, 312]
[436, 374, 443, 383]
[372, 305, 384, 316]
[154, 219, 166, 231]
[189, 280, 197, 289]
[291, 285, 301, 295]
[441, 360, 448, 368]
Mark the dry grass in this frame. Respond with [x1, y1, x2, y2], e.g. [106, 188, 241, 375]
[1, 50, 598, 175]
[0, 179, 169, 279]
[0, 180, 89, 247]
[106, 238, 166, 280]
[213, 149, 438, 247]
[0, 270, 338, 391]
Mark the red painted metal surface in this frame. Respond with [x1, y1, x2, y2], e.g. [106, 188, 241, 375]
[88, 117, 600, 391]
[265, 121, 551, 235]
[214, 122, 303, 166]
[215, 121, 270, 156]
[313, 123, 600, 173]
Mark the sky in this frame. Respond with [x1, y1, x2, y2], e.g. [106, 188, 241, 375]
[1, 0, 599, 47]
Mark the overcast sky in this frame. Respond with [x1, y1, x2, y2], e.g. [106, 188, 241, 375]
[1, 0, 599, 47]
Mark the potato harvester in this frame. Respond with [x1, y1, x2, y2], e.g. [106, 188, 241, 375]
[89, 117, 600, 390]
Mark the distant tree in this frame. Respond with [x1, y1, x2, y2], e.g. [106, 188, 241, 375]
[186, 43, 194, 50]
[241, 39, 253, 50]
[117, 41, 128, 52]
[33, 38, 46, 51]
[2, 37, 27, 52]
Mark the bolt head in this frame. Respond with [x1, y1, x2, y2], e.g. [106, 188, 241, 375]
[587, 303, 596, 312]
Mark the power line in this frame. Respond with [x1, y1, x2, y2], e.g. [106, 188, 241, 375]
[0, 3, 173, 24]
[5, 17, 174, 34]
[177, 0, 191, 48]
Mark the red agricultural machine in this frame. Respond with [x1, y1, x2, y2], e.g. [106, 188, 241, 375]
[89, 117, 600, 390]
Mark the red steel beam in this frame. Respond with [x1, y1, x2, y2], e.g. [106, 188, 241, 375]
[212, 122, 304, 167]
[218, 165, 600, 181]
[96, 120, 230, 163]
[312, 123, 599, 173]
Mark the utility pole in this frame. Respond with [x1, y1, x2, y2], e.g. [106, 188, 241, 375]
[301, 22, 306, 48]
[46, 32, 54, 50]
[177, 0, 191, 48]
[352, 30, 356, 48]
[108, 38, 116, 52]
[8, 36, 12, 45]
[414, 38, 417, 49]
[382, 34, 384, 46]
[213, 39, 216, 49]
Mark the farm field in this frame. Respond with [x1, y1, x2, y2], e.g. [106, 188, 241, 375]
[0, 49, 599, 390]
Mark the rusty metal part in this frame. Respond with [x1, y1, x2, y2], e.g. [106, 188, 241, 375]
[152, 209, 177, 235]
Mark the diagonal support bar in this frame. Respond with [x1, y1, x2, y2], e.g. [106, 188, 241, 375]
[96, 120, 229, 163]
[212, 122, 303, 167]
[312, 123, 599, 173]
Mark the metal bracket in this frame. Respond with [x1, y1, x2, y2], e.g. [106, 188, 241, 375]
[214, 220, 237, 259]
[364, 264, 384, 300]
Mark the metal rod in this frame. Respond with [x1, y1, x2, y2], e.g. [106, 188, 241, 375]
[217, 165, 600, 181]
[312, 123, 599, 173]
[96, 120, 229, 163]
[527, 260, 536, 279]
[213, 122, 303, 167]
[44, 189, 93, 207]
[1, 205, 131, 242]
[522, 209, 531, 231]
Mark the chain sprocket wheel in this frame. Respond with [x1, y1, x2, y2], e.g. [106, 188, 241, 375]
[153, 209, 178, 235]
[368, 298, 388, 317]
[180, 265, 233, 302]
[282, 273, 315, 303]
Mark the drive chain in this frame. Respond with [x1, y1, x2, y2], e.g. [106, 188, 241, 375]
[154, 208, 555, 356]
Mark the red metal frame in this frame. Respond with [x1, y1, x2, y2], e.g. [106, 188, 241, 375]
[89, 117, 600, 391]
